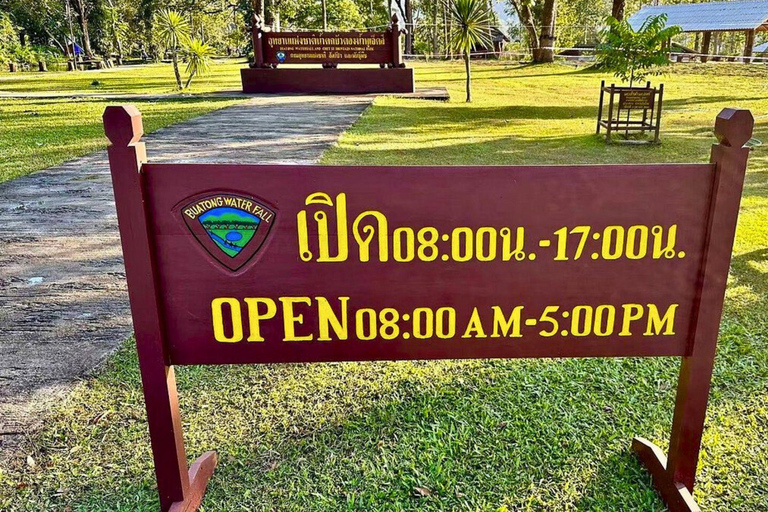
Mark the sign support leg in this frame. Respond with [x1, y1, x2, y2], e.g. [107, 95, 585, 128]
[596, 80, 605, 134]
[103, 106, 217, 512]
[632, 109, 753, 512]
[654, 85, 664, 144]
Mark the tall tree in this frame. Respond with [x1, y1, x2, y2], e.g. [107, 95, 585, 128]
[450, 0, 491, 102]
[431, 0, 439, 56]
[507, 0, 538, 56]
[105, 0, 128, 63]
[392, 0, 413, 54]
[68, 0, 94, 57]
[536, 0, 556, 62]
[507, 0, 557, 63]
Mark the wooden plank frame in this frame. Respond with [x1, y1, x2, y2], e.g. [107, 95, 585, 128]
[103, 106, 754, 512]
[597, 80, 665, 144]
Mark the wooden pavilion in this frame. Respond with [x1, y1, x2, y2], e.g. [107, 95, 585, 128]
[628, 0, 768, 62]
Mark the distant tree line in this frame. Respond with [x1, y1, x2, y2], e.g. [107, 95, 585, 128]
[0, 0, 762, 68]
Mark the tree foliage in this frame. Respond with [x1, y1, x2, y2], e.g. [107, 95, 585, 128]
[0, 0, 690, 72]
[596, 14, 681, 86]
[183, 37, 214, 87]
[0, 13, 19, 64]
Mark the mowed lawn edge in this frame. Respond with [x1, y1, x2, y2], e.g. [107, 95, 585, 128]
[1, 61, 767, 511]
[1, 96, 246, 184]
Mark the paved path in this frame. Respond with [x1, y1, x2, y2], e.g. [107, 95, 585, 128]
[0, 95, 371, 455]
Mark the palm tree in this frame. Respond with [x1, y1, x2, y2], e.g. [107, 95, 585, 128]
[184, 38, 215, 89]
[449, 0, 492, 102]
[155, 9, 190, 90]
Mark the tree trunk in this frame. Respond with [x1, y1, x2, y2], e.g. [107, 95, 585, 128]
[252, 0, 265, 19]
[535, 0, 556, 63]
[486, 0, 494, 56]
[509, 0, 539, 57]
[265, 0, 276, 28]
[405, 0, 413, 55]
[444, 3, 450, 58]
[108, 0, 124, 64]
[446, 7, 452, 58]
[611, 0, 625, 21]
[70, 0, 94, 58]
[464, 49, 471, 102]
[431, 0, 439, 57]
[171, 50, 182, 89]
[322, 0, 328, 30]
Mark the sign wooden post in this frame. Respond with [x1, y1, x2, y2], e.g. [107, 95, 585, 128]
[635, 108, 755, 509]
[104, 106, 753, 512]
[104, 106, 217, 512]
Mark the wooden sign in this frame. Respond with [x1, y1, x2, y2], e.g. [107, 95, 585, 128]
[262, 31, 393, 65]
[103, 106, 754, 512]
[597, 81, 664, 144]
[619, 88, 655, 110]
[242, 14, 414, 94]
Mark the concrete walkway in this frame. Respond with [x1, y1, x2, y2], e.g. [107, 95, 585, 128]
[0, 95, 371, 455]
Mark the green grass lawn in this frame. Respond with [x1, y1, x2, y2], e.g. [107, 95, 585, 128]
[1, 97, 244, 183]
[0, 58, 249, 183]
[1, 61, 767, 511]
[0, 58, 247, 94]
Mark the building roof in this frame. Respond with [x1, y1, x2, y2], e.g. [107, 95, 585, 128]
[756, 41, 768, 53]
[628, 1, 768, 33]
[492, 26, 510, 44]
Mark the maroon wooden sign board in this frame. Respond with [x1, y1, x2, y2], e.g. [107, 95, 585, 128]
[103, 106, 754, 512]
[241, 14, 415, 94]
[261, 31, 393, 65]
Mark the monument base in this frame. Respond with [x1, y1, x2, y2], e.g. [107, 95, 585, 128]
[240, 67, 415, 94]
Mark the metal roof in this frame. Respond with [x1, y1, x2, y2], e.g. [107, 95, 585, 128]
[756, 41, 768, 52]
[628, 1, 768, 32]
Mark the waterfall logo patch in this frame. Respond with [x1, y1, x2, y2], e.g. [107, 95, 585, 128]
[181, 193, 276, 271]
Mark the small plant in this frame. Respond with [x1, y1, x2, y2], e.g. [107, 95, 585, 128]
[155, 9, 190, 90]
[449, 0, 492, 102]
[597, 14, 682, 87]
[183, 38, 215, 89]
